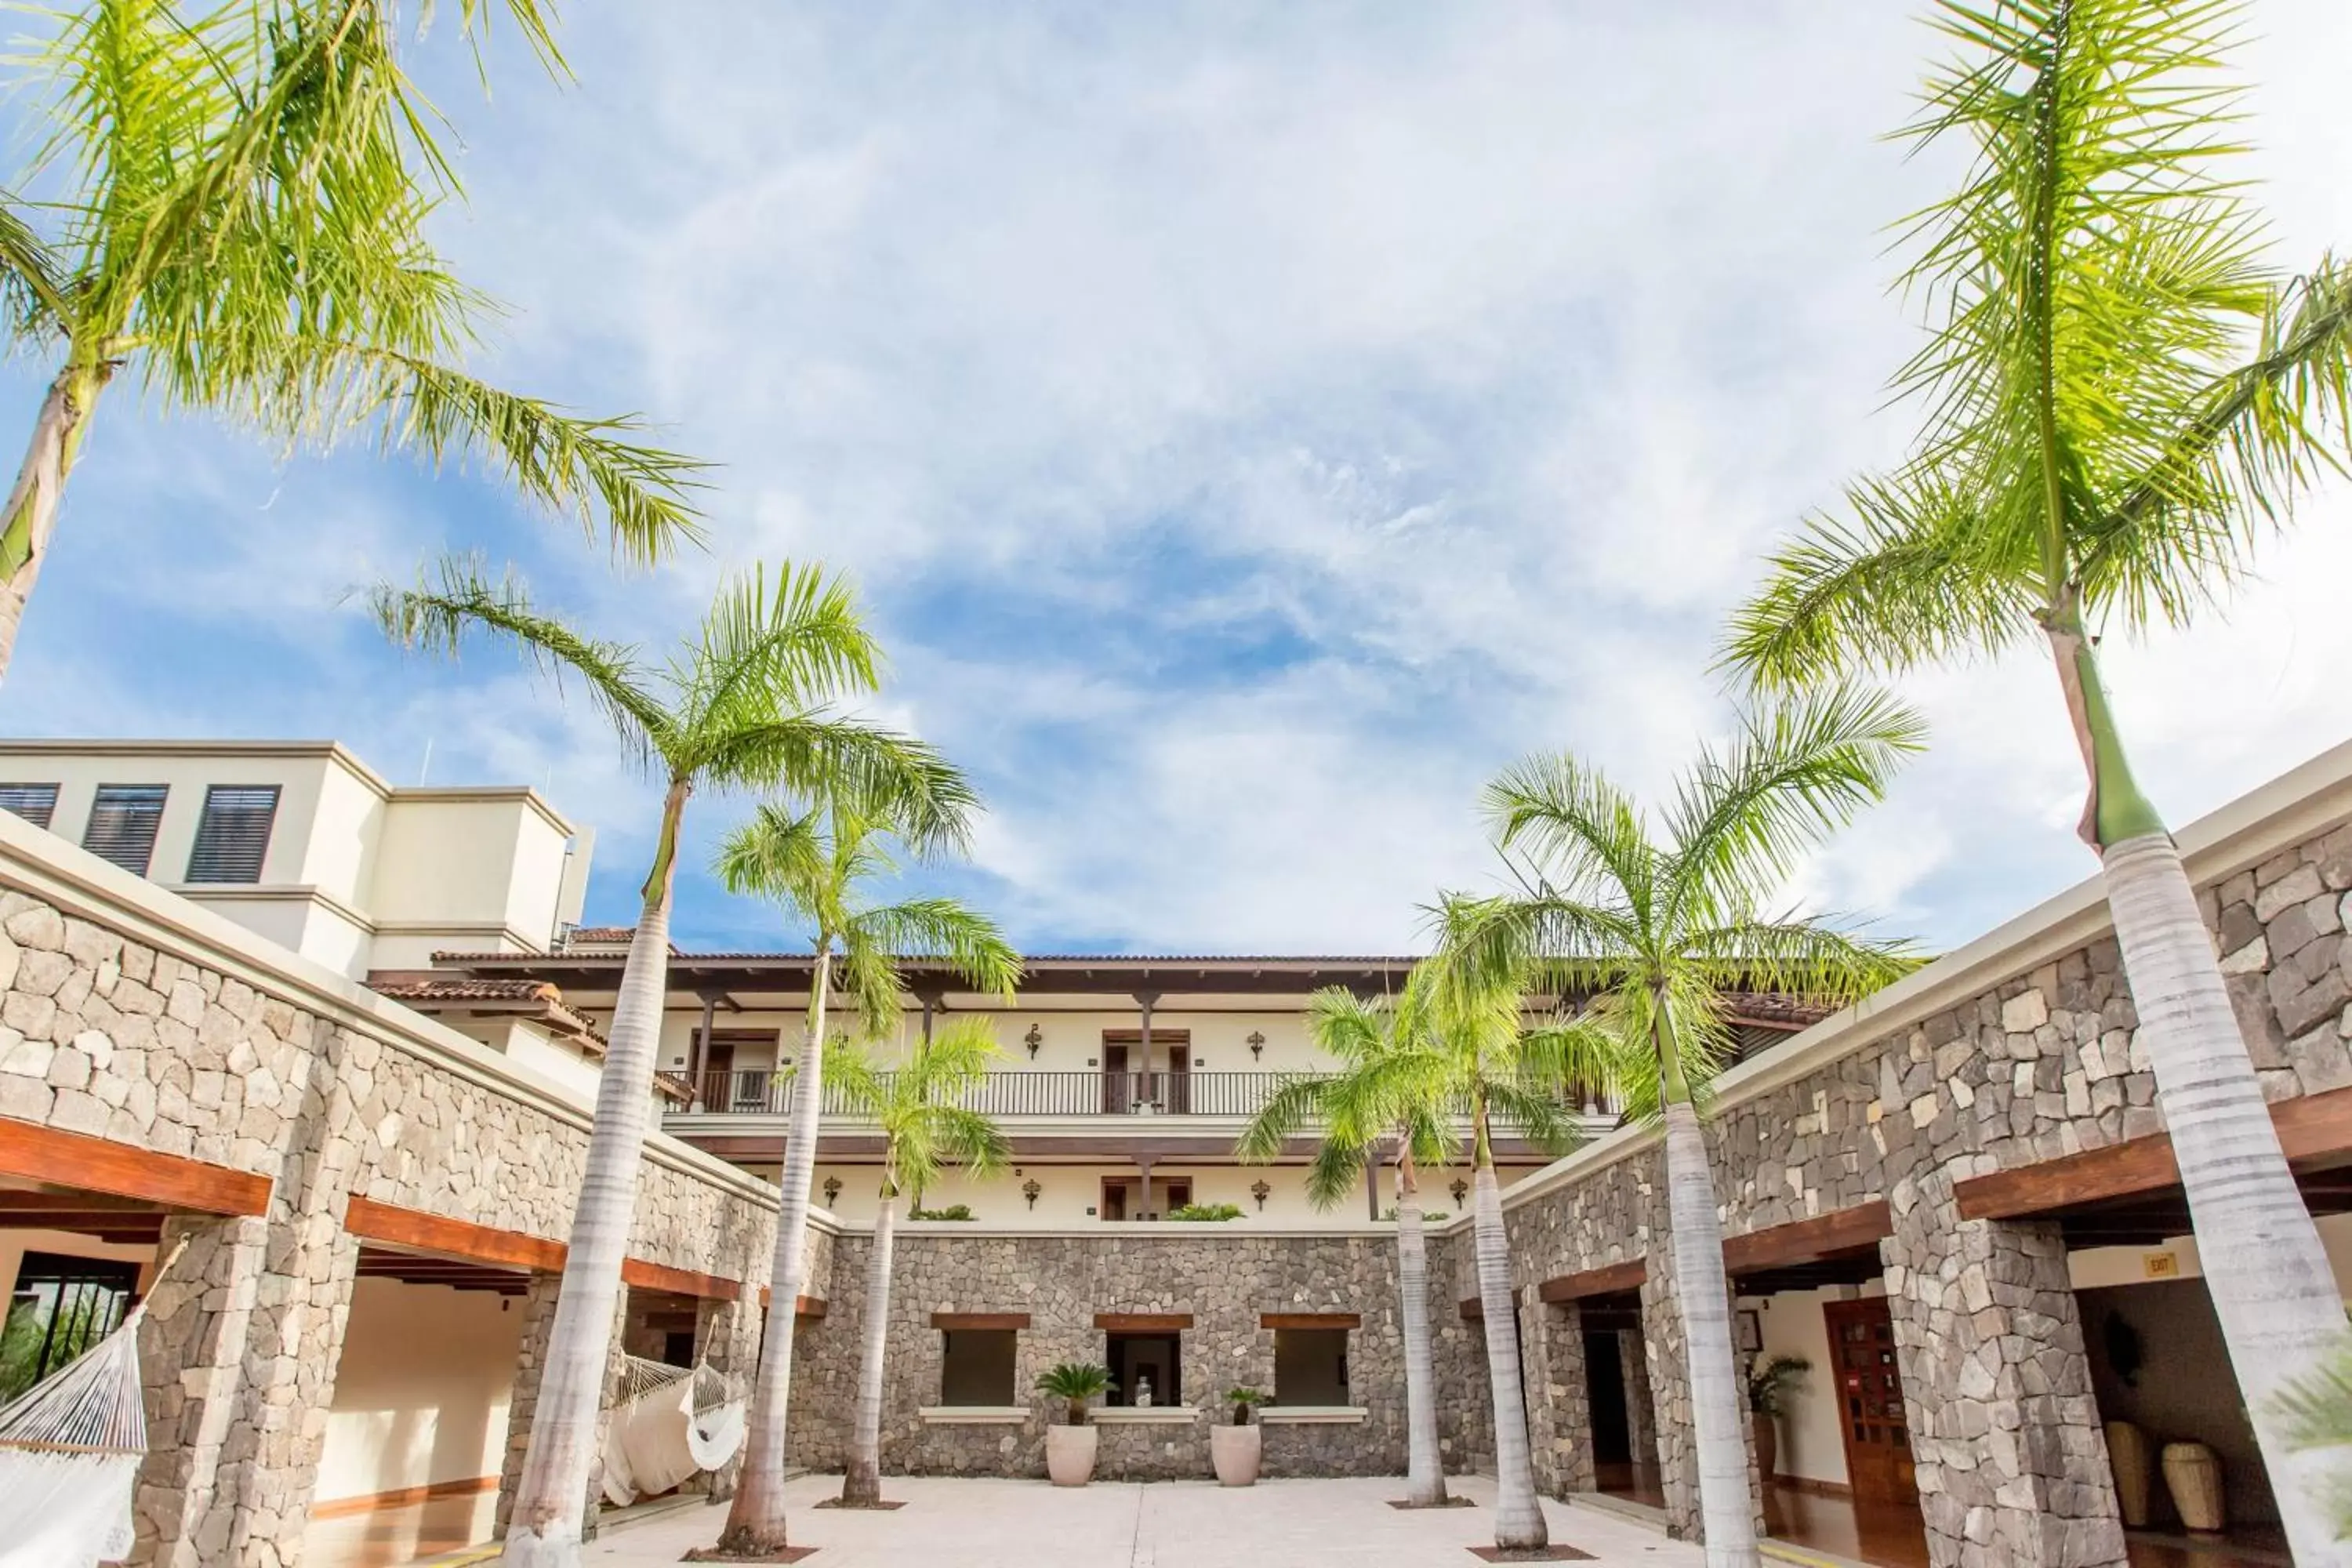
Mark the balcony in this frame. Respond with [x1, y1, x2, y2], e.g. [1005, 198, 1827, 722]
[673, 1069, 1617, 1123]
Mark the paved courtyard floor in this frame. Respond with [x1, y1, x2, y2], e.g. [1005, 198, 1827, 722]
[538, 1474, 1707, 1568]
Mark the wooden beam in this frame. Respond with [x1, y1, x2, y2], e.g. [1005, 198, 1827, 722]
[1537, 1259, 1647, 1304]
[0, 1116, 270, 1216]
[1721, 1202, 1893, 1276]
[931, 1312, 1032, 1330]
[755, 1287, 828, 1318]
[1259, 1312, 1360, 1330]
[1094, 1312, 1192, 1331]
[1459, 1297, 1482, 1322]
[343, 1196, 562, 1273]
[620, 1258, 742, 1301]
[1956, 1083, 2352, 1222]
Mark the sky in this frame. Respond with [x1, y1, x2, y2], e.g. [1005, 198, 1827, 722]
[3, 2, 2351, 957]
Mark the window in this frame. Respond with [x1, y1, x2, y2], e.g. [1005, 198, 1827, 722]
[0, 783, 58, 829]
[940, 1330, 1017, 1406]
[0, 1252, 140, 1402]
[184, 784, 280, 884]
[1275, 1328, 1350, 1406]
[1105, 1331, 1181, 1407]
[81, 784, 168, 875]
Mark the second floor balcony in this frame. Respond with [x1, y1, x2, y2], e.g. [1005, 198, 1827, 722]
[673, 1067, 1619, 1123]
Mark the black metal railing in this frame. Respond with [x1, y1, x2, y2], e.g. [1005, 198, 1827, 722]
[676, 1069, 1617, 1123]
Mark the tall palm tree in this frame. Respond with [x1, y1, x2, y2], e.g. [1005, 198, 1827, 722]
[706, 794, 1014, 1551]
[0, 0, 704, 681]
[829, 1018, 1016, 1507]
[1720, 6, 2352, 1553]
[1401, 931, 1595, 1552]
[1439, 688, 1922, 1568]
[373, 557, 971, 1568]
[1236, 988, 1455, 1509]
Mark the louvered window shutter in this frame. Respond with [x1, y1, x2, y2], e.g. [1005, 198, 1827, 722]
[185, 785, 280, 884]
[0, 783, 59, 828]
[82, 785, 169, 875]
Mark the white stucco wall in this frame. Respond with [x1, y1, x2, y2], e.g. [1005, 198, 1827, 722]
[804, 1159, 1511, 1229]
[314, 1277, 524, 1503]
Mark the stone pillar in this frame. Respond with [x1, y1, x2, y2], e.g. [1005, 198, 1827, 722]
[495, 1274, 563, 1540]
[1636, 1266, 1699, 1537]
[1886, 1181, 2124, 1567]
[1517, 1293, 1593, 1498]
[134, 1207, 358, 1568]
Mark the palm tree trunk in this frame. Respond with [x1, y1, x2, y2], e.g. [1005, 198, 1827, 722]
[0, 364, 104, 685]
[715, 944, 833, 1556]
[1661, 1098, 1760, 1568]
[2103, 833, 2350, 1563]
[840, 1187, 898, 1504]
[2053, 632, 2350, 1561]
[1472, 1154, 1547, 1549]
[499, 867, 677, 1565]
[1395, 1154, 1449, 1507]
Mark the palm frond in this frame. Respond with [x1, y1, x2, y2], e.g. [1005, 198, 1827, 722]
[697, 721, 979, 846]
[681, 563, 881, 730]
[369, 555, 670, 768]
[1480, 753, 1655, 917]
[1721, 470, 2037, 689]
[836, 924, 908, 1041]
[1662, 685, 1926, 935]
[850, 897, 1022, 999]
[1234, 1073, 1335, 1165]
[0, 193, 71, 331]
[1682, 919, 1921, 1006]
[249, 343, 709, 565]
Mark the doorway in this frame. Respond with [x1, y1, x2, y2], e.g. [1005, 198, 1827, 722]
[1099, 1178, 1189, 1221]
[1824, 1297, 1914, 1505]
[1100, 1030, 1191, 1114]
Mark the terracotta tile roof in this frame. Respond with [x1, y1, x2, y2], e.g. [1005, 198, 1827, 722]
[369, 976, 563, 1004]
[1723, 993, 1836, 1029]
[563, 925, 638, 944]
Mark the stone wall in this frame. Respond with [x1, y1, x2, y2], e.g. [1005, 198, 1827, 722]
[787, 1227, 1413, 1480]
[1477, 800, 2352, 1566]
[0, 834, 782, 1568]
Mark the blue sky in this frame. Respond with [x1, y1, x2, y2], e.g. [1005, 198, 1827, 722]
[5, 2, 2352, 956]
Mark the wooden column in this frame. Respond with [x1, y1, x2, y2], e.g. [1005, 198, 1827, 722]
[689, 993, 717, 1109]
[1135, 990, 1159, 1216]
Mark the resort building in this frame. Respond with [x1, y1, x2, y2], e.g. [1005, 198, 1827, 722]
[5, 732, 2352, 1566]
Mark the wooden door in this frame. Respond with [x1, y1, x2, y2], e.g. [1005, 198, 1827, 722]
[1824, 1298, 1915, 1505]
[1102, 1044, 1131, 1113]
[1100, 1178, 1127, 1221]
[1165, 1044, 1191, 1113]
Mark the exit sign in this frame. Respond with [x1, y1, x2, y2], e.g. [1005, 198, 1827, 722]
[2143, 1252, 2180, 1279]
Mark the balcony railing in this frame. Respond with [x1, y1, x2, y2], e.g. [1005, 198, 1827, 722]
[674, 1069, 1617, 1123]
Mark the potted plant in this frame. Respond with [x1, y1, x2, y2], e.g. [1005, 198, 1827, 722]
[1036, 1363, 1114, 1486]
[1212, 1388, 1270, 1486]
[1745, 1355, 1809, 1483]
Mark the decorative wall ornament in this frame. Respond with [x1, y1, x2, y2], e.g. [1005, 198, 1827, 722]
[1449, 1178, 1468, 1208]
[1023, 1178, 1043, 1210]
[1250, 1180, 1271, 1211]
[1247, 1031, 1265, 1060]
[1025, 1022, 1043, 1058]
[822, 1176, 842, 1207]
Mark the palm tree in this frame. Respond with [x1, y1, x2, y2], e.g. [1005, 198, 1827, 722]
[1438, 688, 1921, 1568]
[1236, 988, 1455, 1509]
[0, 0, 704, 682]
[829, 1018, 1016, 1506]
[1719, 6, 2352, 1553]
[373, 557, 971, 1568]
[706, 794, 1014, 1551]
[1399, 930, 1596, 1552]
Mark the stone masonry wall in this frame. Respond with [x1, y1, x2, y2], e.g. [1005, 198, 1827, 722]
[1488, 812, 2352, 1565]
[788, 1228, 1413, 1481]
[0, 866, 782, 1568]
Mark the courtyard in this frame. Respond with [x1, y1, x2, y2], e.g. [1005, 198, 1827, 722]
[403, 1476, 1705, 1568]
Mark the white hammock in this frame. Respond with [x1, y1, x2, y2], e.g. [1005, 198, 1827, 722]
[601, 1358, 746, 1508]
[0, 1298, 151, 1568]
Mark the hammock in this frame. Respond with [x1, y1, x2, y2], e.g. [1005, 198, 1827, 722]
[0, 1297, 151, 1568]
[600, 1357, 746, 1508]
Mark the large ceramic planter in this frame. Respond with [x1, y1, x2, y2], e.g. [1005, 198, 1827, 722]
[1047, 1424, 1099, 1487]
[1752, 1414, 1778, 1483]
[1210, 1423, 1261, 1486]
